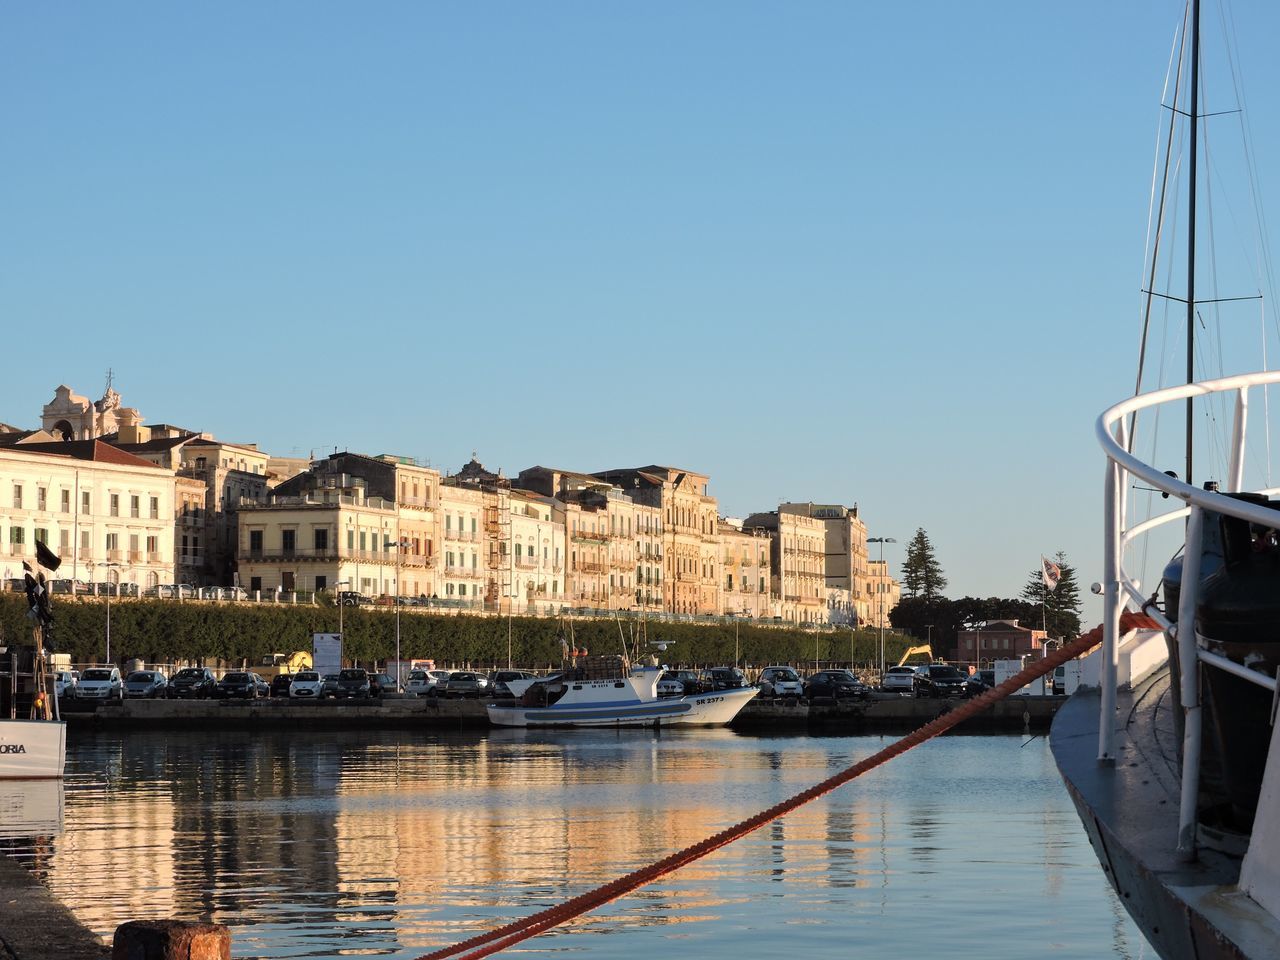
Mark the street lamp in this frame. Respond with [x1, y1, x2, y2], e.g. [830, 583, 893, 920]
[335, 579, 351, 638]
[387, 537, 411, 692]
[867, 536, 897, 682]
[92, 561, 123, 666]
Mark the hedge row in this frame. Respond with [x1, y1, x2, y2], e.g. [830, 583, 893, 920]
[0, 594, 912, 670]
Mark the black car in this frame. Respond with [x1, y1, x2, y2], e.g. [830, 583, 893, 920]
[321, 673, 341, 698]
[914, 664, 970, 698]
[167, 668, 218, 699]
[488, 670, 538, 698]
[704, 667, 748, 690]
[369, 673, 396, 696]
[217, 671, 270, 699]
[965, 669, 996, 697]
[337, 591, 372, 607]
[333, 668, 371, 698]
[270, 674, 295, 698]
[804, 669, 870, 702]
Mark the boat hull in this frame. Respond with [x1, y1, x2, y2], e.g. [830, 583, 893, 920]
[487, 687, 757, 728]
[0, 720, 66, 779]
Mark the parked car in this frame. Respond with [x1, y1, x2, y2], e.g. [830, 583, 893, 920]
[666, 669, 705, 695]
[488, 670, 538, 698]
[216, 671, 269, 699]
[966, 669, 996, 697]
[289, 671, 325, 699]
[913, 663, 970, 698]
[804, 669, 870, 702]
[337, 591, 371, 607]
[704, 667, 748, 691]
[269, 674, 295, 698]
[333, 668, 371, 699]
[757, 666, 805, 699]
[321, 673, 341, 698]
[53, 670, 78, 699]
[168, 667, 218, 699]
[406, 669, 450, 696]
[881, 666, 918, 694]
[439, 671, 489, 699]
[657, 672, 686, 697]
[50, 579, 92, 595]
[75, 667, 123, 702]
[198, 586, 225, 600]
[123, 670, 168, 698]
[369, 672, 397, 696]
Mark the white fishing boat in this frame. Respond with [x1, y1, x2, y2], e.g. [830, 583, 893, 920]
[0, 719, 65, 780]
[1052, 4, 1280, 957]
[488, 659, 757, 728]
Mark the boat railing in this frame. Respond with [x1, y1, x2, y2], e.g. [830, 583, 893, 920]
[1098, 368, 1280, 860]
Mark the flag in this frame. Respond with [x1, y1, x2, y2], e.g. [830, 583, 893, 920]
[1041, 556, 1061, 592]
[34, 539, 61, 572]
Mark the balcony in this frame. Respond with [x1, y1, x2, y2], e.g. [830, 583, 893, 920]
[571, 531, 610, 545]
[128, 550, 142, 563]
[107, 549, 122, 562]
[443, 565, 485, 580]
[515, 556, 538, 569]
[578, 561, 606, 574]
[444, 529, 478, 543]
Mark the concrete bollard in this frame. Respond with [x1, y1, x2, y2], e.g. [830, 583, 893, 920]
[112, 920, 230, 960]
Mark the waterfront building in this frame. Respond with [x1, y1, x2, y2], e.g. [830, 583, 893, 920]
[630, 497, 663, 613]
[438, 482, 485, 606]
[742, 510, 826, 625]
[957, 619, 1048, 665]
[0, 440, 177, 589]
[779, 502, 870, 627]
[561, 491, 610, 609]
[506, 489, 564, 615]
[237, 451, 439, 598]
[867, 558, 901, 630]
[175, 475, 206, 586]
[717, 519, 773, 619]
[590, 466, 719, 616]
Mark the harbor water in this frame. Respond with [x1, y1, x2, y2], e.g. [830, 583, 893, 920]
[3, 728, 1149, 958]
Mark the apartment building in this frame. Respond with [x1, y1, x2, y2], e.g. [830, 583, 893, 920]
[438, 483, 485, 604]
[867, 558, 901, 629]
[591, 466, 719, 615]
[237, 451, 439, 597]
[779, 502, 869, 627]
[506, 489, 564, 614]
[0, 440, 176, 589]
[743, 510, 826, 625]
[718, 519, 773, 618]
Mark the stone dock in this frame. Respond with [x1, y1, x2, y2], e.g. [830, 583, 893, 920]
[59, 692, 1064, 730]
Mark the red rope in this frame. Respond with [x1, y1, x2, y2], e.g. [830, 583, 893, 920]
[416, 613, 1159, 960]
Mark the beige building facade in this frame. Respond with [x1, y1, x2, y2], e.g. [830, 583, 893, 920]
[717, 519, 773, 618]
[0, 441, 177, 590]
[780, 502, 869, 627]
[867, 558, 901, 629]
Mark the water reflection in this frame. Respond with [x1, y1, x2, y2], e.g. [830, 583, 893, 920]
[0, 729, 1151, 959]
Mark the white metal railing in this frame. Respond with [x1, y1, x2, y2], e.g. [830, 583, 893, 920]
[1097, 369, 1280, 861]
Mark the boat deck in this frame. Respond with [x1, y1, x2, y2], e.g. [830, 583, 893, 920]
[1051, 669, 1279, 960]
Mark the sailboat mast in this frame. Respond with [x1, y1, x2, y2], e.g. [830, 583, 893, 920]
[1185, 0, 1201, 485]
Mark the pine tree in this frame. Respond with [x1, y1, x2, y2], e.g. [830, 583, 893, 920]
[1021, 550, 1082, 641]
[901, 528, 948, 600]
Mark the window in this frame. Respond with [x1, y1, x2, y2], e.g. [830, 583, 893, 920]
[9, 527, 25, 549]
[146, 536, 158, 557]
[459, 583, 467, 596]
[61, 490, 70, 513]
[359, 531, 367, 551]
[314, 529, 328, 551]
[82, 491, 91, 514]
[110, 494, 119, 517]
[150, 497, 159, 519]
[59, 530, 69, 552]
[471, 517, 477, 534]
[12, 485, 21, 509]
[37, 488, 46, 511]
[250, 577, 262, 593]
[249, 530, 263, 556]
[347, 529, 354, 550]
[282, 530, 296, 555]
[105, 532, 118, 552]
[315, 575, 327, 592]
[515, 543, 522, 560]
[130, 495, 140, 518]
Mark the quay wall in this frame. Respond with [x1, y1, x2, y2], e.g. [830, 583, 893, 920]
[62, 694, 1065, 731]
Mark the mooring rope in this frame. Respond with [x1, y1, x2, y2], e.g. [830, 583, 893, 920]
[416, 612, 1159, 960]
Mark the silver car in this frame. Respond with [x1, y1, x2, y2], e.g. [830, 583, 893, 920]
[123, 670, 168, 698]
[757, 666, 805, 698]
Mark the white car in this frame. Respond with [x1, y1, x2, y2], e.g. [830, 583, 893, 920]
[881, 666, 918, 694]
[757, 666, 805, 698]
[289, 671, 325, 699]
[54, 670, 78, 699]
[75, 667, 123, 701]
[406, 669, 450, 696]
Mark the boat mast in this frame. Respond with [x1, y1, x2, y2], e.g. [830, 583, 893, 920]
[1185, 0, 1201, 485]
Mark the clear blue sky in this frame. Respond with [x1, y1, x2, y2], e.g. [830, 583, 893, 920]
[5, 2, 1279, 617]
